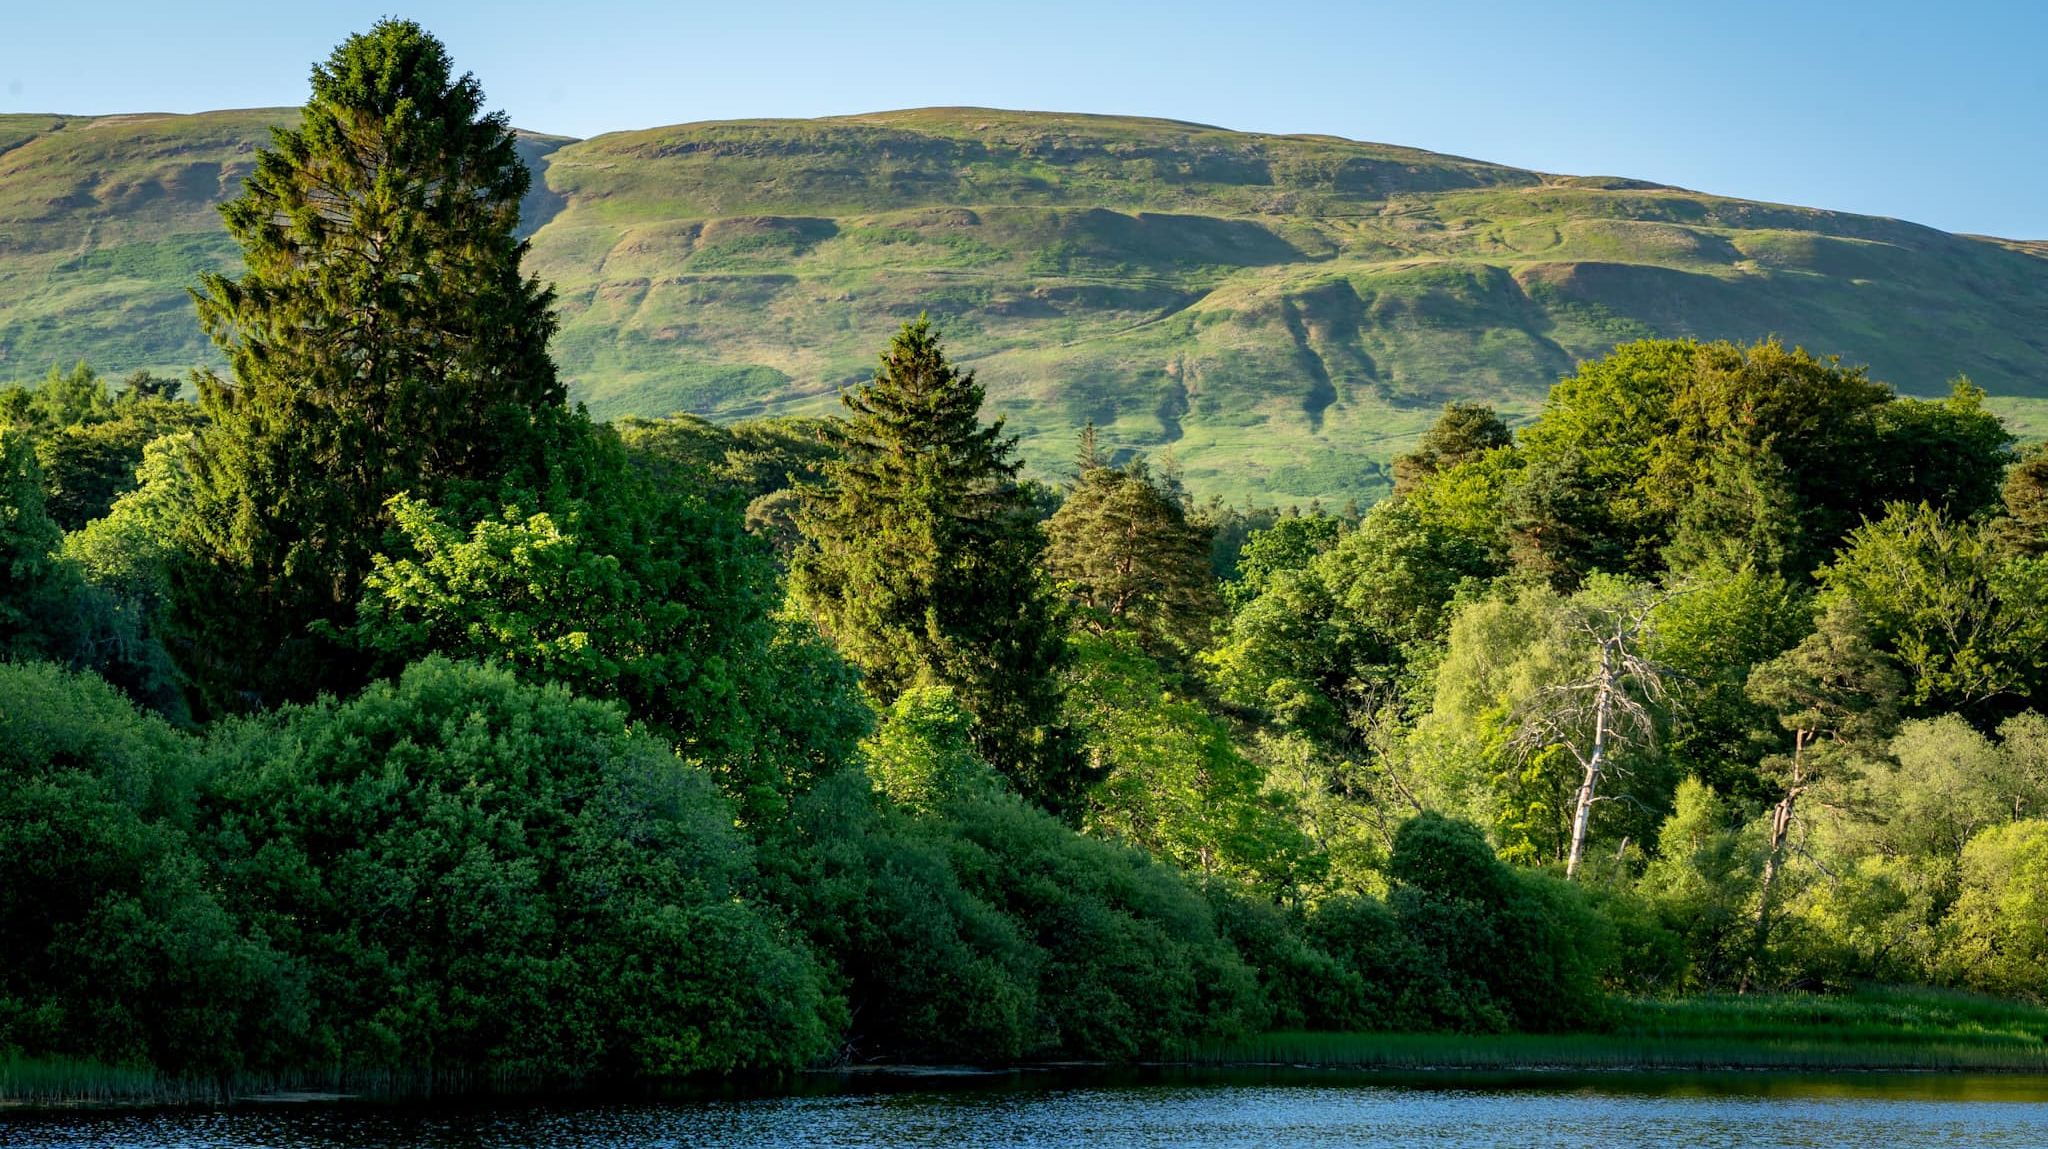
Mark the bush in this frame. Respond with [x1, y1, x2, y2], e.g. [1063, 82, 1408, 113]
[767, 688, 1263, 1061]
[198, 658, 839, 1080]
[0, 661, 288, 1074]
[1386, 812, 1610, 1031]
[1946, 819, 2048, 998]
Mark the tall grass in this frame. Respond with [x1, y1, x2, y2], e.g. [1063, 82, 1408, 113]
[0, 1060, 558, 1110]
[0, 1059, 226, 1109]
[1183, 986, 2048, 1072]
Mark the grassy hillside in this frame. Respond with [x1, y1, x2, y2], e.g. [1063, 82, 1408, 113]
[4, 106, 2046, 501]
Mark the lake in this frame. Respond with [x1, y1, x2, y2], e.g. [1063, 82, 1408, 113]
[7, 1068, 2048, 1148]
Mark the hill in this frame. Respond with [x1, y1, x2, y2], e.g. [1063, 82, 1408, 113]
[3, 106, 2045, 501]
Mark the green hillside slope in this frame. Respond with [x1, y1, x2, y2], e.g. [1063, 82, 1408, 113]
[3, 106, 2045, 501]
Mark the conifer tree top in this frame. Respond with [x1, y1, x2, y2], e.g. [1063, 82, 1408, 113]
[830, 316, 1023, 519]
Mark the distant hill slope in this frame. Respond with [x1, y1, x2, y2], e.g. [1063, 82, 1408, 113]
[3, 106, 2045, 501]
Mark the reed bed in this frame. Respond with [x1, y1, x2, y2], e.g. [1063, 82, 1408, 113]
[1184, 987, 2048, 1072]
[0, 1060, 548, 1110]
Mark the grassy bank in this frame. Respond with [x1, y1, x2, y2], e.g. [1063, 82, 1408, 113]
[1185, 987, 2048, 1072]
[10, 988, 2045, 1110]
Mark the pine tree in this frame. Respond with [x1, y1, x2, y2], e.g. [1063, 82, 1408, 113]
[1997, 443, 2048, 557]
[1045, 432, 1220, 656]
[1392, 401, 1513, 496]
[173, 20, 564, 707]
[791, 318, 1079, 811]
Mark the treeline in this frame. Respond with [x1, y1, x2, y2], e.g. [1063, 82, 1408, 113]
[0, 21, 1599, 1088]
[3, 18, 2046, 1092]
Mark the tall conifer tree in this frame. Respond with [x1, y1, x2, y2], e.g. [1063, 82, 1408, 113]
[174, 20, 563, 706]
[1045, 434, 1220, 656]
[791, 318, 1079, 811]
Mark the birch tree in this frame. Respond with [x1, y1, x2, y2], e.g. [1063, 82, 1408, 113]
[1514, 577, 1674, 879]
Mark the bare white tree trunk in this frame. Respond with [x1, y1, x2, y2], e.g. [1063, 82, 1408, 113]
[1563, 647, 1614, 880]
[1520, 588, 1673, 881]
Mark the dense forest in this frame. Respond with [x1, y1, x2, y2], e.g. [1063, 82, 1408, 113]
[4, 21, 2046, 1089]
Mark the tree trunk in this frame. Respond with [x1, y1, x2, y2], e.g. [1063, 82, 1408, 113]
[1563, 647, 1614, 880]
[1741, 728, 1808, 993]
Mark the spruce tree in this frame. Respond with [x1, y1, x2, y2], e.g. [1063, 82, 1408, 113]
[791, 318, 1078, 811]
[174, 20, 564, 707]
[1045, 432, 1220, 656]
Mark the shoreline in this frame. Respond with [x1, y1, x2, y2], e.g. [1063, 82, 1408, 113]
[11, 1038, 2048, 1115]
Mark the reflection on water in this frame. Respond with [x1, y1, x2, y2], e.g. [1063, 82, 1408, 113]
[8, 1069, 2048, 1148]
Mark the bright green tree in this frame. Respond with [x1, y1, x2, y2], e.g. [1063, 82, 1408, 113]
[1223, 511, 1342, 612]
[1638, 777, 1759, 988]
[1064, 630, 1311, 888]
[1738, 601, 1904, 987]
[1947, 819, 2048, 995]
[1818, 503, 2048, 716]
[0, 662, 290, 1075]
[1505, 340, 2011, 586]
[348, 425, 868, 824]
[201, 658, 841, 1079]
[1209, 498, 1492, 741]
[791, 318, 1076, 811]
[1646, 565, 1813, 804]
[1506, 339, 1696, 583]
[175, 19, 565, 708]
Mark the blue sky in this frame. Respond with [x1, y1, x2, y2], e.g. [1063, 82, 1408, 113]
[6, 1, 2043, 237]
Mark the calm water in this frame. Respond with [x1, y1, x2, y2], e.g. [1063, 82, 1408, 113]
[7, 1069, 2048, 1148]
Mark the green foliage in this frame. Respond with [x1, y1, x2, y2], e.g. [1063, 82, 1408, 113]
[1648, 341, 1897, 576]
[1222, 512, 1342, 612]
[1506, 340, 2014, 586]
[1818, 503, 2048, 715]
[1997, 442, 2048, 557]
[1850, 716, 2048, 897]
[767, 705, 1265, 1061]
[1064, 630, 1313, 888]
[200, 658, 839, 1079]
[792, 317, 1075, 811]
[1209, 498, 1493, 738]
[175, 19, 566, 709]
[1399, 446, 1518, 567]
[1746, 601, 1905, 749]
[861, 686, 1002, 815]
[0, 429, 68, 652]
[1638, 778, 1759, 988]
[612, 413, 838, 554]
[1507, 339, 1695, 582]
[1404, 576, 1675, 866]
[1647, 566, 1812, 802]
[1, 430, 183, 714]
[1947, 819, 2048, 998]
[0, 662, 287, 1075]
[1045, 453, 1220, 655]
[0, 362, 204, 533]
[1392, 401, 1513, 496]
[348, 423, 868, 823]
[1385, 813, 1611, 1031]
